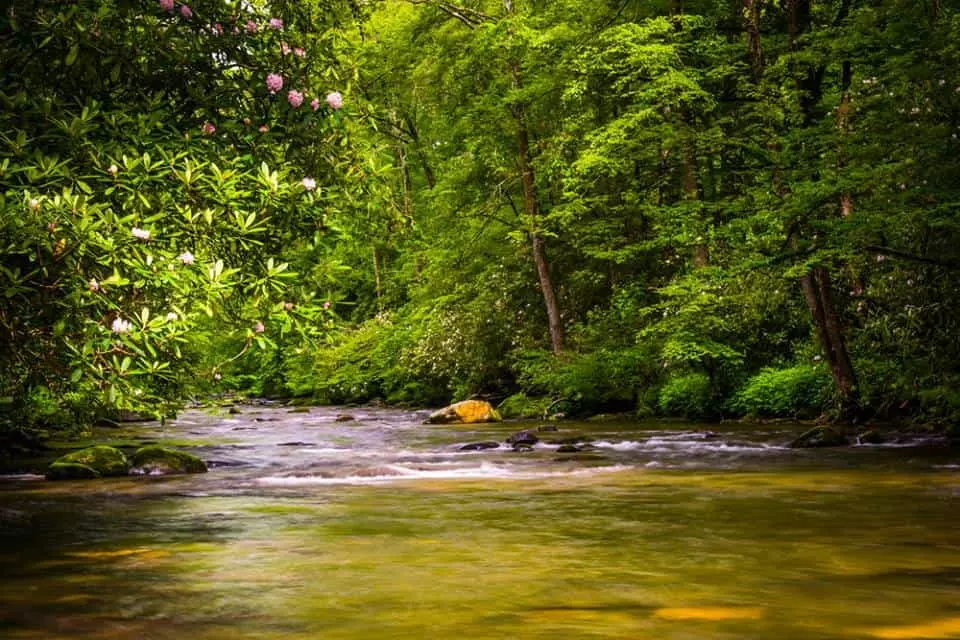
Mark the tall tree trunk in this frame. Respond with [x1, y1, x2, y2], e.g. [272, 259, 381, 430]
[505, 1, 563, 354]
[513, 75, 563, 353]
[783, 0, 861, 417]
[743, 0, 762, 78]
[372, 246, 383, 310]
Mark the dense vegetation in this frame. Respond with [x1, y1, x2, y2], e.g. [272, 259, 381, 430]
[3, 0, 960, 443]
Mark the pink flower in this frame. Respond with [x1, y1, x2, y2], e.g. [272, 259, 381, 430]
[265, 73, 283, 94]
[245, 20, 257, 33]
[159, 0, 174, 12]
[284, 302, 294, 311]
[232, 26, 239, 34]
[326, 91, 343, 110]
[301, 177, 316, 191]
[258, 125, 269, 133]
[280, 42, 291, 55]
[254, 321, 265, 333]
[287, 89, 304, 108]
[323, 301, 331, 310]
[202, 122, 216, 135]
[310, 98, 320, 110]
[269, 17, 283, 30]
[178, 251, 195, 265]
[47, 221, 56, 233]
[212, 23, 223, 35]
[112, 317, 132, 334]
[294, 47, 305, 57]
[132, 227, 151, 241]
[89, 278, 99, 292]
[179, 4, 192, 18]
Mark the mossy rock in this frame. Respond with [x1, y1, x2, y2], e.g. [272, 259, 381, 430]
[427, 400, 502, 424]
[790, 426, 849, 448]
[46, 462, 102, 481]
[50, 446, 129, 477]
[129, 446, 207, 475]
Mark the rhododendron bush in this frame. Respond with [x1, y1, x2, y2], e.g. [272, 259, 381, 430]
[0, 0, 369, 432]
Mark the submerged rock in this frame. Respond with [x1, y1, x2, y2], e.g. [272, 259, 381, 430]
[459, 441, 501, 451]
[46, 462, 102, 481]
[537, 425, 559, 432]
[790, 426, 849, 448]
[48, 446, 130, 479]
[335, 414, 356, 422]
[506, 430, 539, 446]
[129, 446, 208, 475]
[556, 444, 581, 453]
[427, 400, 502, 425]
[288, 407, 311, 414]
[856, 429, 885, 445]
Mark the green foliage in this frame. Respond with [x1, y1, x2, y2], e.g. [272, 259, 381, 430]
[730, 365, 832, 418]
[498, 393, 551, 420]
[0, 0, 373, 436]
[657, 373, 714, 419]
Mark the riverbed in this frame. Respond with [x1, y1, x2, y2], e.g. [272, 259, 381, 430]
[1, 405, 958, 639]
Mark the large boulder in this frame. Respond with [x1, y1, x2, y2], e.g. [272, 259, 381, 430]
[129, 446, 208, 475]
[790, 426, 849, 448]
[427, 400, 502, 425]
[48, 446, 129, 479]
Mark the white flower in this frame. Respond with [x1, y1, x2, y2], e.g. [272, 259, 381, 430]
[111, 317, 132, 334]
[254, 321, 265, 333]
[132, 227, 151, 240]
[166, 312, 178, 321]
[89, 278, 99, 292]
[108, 164, 119, 176]
[178, 251, 195, 265]
[301, 177, 316, 191]
[28, 198, 40, 211]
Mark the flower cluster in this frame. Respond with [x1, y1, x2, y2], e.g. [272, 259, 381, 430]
[111, 317, 132, 334]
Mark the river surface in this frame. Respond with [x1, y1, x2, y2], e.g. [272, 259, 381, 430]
[0, 405, 958, 639]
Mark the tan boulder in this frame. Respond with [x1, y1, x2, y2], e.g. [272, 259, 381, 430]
[427, 400, 502, 425]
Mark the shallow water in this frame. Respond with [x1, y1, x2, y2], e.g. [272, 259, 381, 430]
[0, 406, 958, 639]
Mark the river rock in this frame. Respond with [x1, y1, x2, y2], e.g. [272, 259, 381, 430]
[790, 426, 849, 448]
[426, 400, 502, 425]
[506, 430, 538, 446]
[459, 441, 501, 451]
[129, 446, 208, 475]
[856, 429, 885, 445]
[335, 414, 356, 422]
[46, 462, 102, 481]
[48, 446, 130, 479]
[512, 444, 535, 452]
[556, 444, 580, 453]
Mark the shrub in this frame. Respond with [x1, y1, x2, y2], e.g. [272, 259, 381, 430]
[657, 372, 713, 418]
[730, 364, 831, 417]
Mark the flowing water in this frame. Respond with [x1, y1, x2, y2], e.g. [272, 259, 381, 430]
[0, 405, 958, 639]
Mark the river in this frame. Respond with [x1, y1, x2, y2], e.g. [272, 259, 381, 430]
[0, 405, 958, 639]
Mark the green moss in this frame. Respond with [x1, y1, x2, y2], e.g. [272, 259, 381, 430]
[129, 446, 207, 475]
[52, 446, 129, 477]
[46, 462, 102, 481]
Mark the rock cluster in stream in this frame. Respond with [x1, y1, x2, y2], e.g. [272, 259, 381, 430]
[46, 445, 207, 481]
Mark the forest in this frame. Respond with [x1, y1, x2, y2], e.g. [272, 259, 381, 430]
[2, 0, 960, 444]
